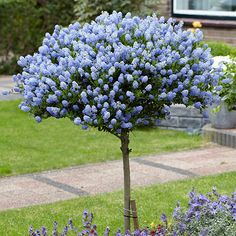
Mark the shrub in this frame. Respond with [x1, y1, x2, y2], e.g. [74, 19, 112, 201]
[203, 41, 236, 57]
[0, 0, 75, 74]
[211, 56, 236, 111]
[74, 0, 161, 24]
[172, 188, 236, 235]
[14, 12, 223, 127]
[74, 0, 134, 24]
[74, 0, 149, 23]
[217, 57, 236, 111]
[13, 11, 224, 230]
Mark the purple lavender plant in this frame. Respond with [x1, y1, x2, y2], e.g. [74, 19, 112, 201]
[29, 210, 98, 236]
[28, 189, 236, 235]
[172, 188, 236, 235]
[15, 11, 225, 230]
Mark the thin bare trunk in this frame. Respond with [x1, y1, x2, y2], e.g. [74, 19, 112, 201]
[120, 131, 131, 231]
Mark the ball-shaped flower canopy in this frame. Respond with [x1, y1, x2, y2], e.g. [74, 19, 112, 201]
[14, 11, 222, 135]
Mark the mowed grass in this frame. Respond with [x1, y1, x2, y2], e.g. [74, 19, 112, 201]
[0, 100, 204, 177]
[0, 172, 235, 235]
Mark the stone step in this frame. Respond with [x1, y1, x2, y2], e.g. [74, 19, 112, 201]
[157, 104, 209, 131]
[203, 124, 236, 148]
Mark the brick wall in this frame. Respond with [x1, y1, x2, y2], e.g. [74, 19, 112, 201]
[157, 0, 171, 18]
[201, 27, 236, 46]
[154, 0, 236, 46]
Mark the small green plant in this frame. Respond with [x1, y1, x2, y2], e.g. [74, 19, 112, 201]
[204, 41, 236, 57]
[218, 58, 236, 111]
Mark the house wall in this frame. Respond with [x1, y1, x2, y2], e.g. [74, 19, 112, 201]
[152, 0, 236, 46]
[201, 27, 236, 46]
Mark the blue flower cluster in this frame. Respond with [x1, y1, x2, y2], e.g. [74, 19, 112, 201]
[14, 11, 223, 134]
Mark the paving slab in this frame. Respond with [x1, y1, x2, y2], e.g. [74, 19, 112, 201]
[0, 75, 22, 100]
[0, 75, 14, 92]
[0, 145, 235, 211]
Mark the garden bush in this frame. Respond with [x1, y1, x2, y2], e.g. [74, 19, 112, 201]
[0, 0, 75, 74]
[172, 188, 236, 235]
[74, 0, 136, 24]
[74, 0, 160, 24]
[12, 11, 225, 230]
[29, 188, 236, 235]
[14, 12, 223, 126]
[215, 57, 236, 111]
[204, 41, 236, 58]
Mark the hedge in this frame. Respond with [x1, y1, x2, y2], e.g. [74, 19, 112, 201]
[205, 41, 236, 57]
[74, 0, 160, 24]
[0, 0, 75, 74]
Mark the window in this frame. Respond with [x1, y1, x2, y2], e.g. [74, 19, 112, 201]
[173, 0, 236, 19]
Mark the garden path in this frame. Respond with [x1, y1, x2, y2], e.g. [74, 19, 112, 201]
[0, 145, 235, 211]
[0, 75, 22, 100]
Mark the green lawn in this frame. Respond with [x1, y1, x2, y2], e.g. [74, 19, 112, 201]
[0, 100, 205, 177]
[0, 172, 235, 235]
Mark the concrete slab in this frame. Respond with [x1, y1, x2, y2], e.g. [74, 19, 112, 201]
[0, 75, 22, 100]
[0, 145, 235, 211]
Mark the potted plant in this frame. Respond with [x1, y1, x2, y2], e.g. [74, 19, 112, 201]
[209, 56, 236, 129]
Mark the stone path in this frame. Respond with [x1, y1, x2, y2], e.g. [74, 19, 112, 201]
[0, 75, 22, 100]
[0, 145, 235, 211]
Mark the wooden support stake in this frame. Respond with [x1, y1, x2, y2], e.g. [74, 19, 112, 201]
[130, 199, 139, 230]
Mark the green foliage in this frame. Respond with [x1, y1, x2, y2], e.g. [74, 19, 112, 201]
[138, 0, 161, 17]
[179, 211, 236, 236]
[74, 0, 159, 24]
[0, 0, 75, 74]
[204, 41, 236, 57]
[74, 0, 138, 24]
[203, 41, 236, 111]
[220, 58, 236, 111]
[171, 188, 236, 236]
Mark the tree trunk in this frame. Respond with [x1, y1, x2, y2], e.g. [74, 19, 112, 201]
[120, 131, 131, 231]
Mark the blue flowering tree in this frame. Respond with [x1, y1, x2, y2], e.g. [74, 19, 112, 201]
[14, 12, 223, 230]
